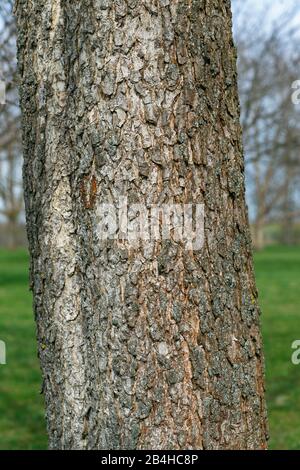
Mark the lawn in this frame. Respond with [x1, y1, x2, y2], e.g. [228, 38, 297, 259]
[0, 246, 299, 449]
[0, 249, 47, 450]
[256, 246, 300, 450]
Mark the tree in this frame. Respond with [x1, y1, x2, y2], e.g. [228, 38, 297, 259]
[0, 0, 23, 248]
[233, 0, 300, 249]
[16, 0, 268, 450]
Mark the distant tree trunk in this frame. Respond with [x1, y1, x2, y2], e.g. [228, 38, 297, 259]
[253, 218, 265, 251]
[280, 173, 294, 246]
[7, 213, 19, 249]
[16, 0, 268, 450]
[281, 211, 294, 246]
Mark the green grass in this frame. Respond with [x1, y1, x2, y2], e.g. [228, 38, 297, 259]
[255, 246, 300, 450]
[0, 246, 299, 449]
[0, 249, 47, 450]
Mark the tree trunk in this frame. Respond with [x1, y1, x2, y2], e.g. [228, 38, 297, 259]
[280, 176, 294, 246]
[253, 218, 265, 251]
[16, 0, 268, 450]
[6, 214, 19, 249]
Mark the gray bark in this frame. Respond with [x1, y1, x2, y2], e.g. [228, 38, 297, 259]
[16, 0, 268, 450]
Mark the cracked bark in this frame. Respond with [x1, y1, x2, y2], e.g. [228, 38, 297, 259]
[16, 0, 268, 450]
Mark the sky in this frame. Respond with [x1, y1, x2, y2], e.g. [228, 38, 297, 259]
[232, 0, 300, 32]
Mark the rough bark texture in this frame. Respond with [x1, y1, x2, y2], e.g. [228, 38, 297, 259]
[16, 0, 268, 450]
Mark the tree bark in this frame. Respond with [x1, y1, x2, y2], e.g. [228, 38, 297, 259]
[16, 0, 268, 450]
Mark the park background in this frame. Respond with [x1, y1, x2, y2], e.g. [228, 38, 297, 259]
[0, 0, 300, 450]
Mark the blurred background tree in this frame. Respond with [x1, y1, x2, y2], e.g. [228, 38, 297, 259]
[0, 0, 24, 249]
[233, 0, 300, 249]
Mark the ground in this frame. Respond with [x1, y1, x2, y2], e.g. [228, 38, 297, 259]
[0, 249, 46, 450]
[0, 246, 299, 450]
[256, 246, 300, 450]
